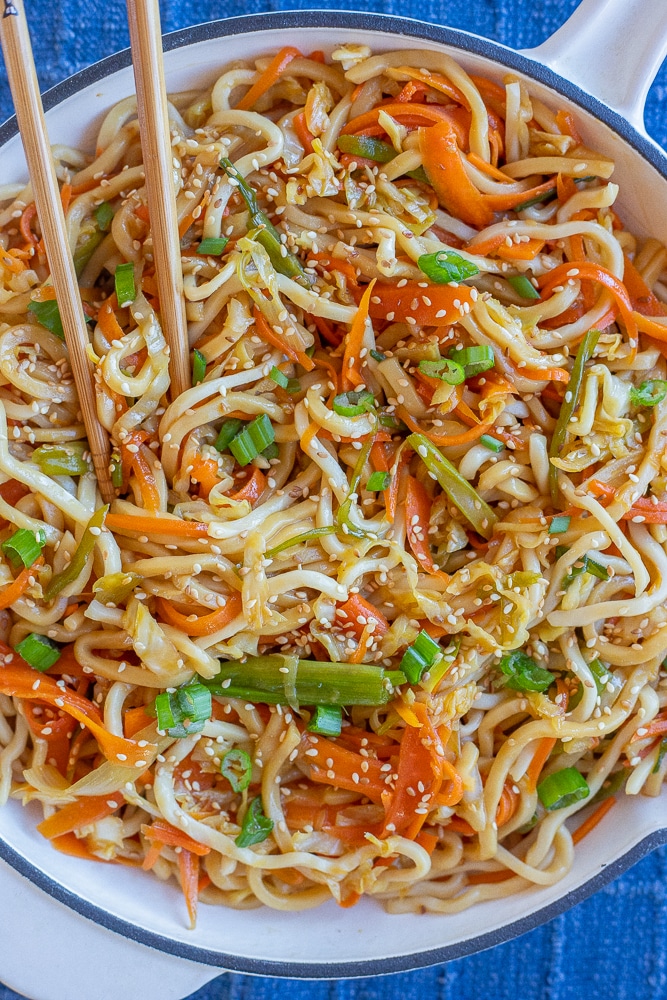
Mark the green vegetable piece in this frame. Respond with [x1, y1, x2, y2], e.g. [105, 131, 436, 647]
[92, 571, 141, 605]
[1, 528, 45, 569]
[266, 526, 336, 558]
[43, 505, 108, 602]
[154, 681, 211, 738]
[229, 414, 275, 466]
[235, 796, 274, 848]
[215, 418, 244, 453]
[549, 328, 600, 503]
[32, 442, 90, 477]
[73, 230, 105, 276]
[498, 650, 555, 693]
[269, 366, 289, 389]
[197, 237, 229, 256]
[337, 134, 397, 163]
[27, 299, 64, 340]
[114, 261, 136, 308]
[630, 380, 667, 408]
[449, 344, 495, 377]
[537, 767, 589, 811]
[408, 432, 497, 539]
[514, 185, 557, 212]
[479, 434, 504, 453]
[332, 390, 376, 417]
[176, 683, 212, 724]
[367, 471, 391, 491]
[399, 645, 429, 685]
[412, 630, 441, 665]
[94, 201, 114, 232]
[370, 349, 386, 362]
[418, 250, 480, 284]
[307, 704, 343, 737]
[192, 348, 207, 386]
[418, 358, 465, 385]
[221, 748, 252, 792]
[563, 554, 609, 589]
[15, 633, 61, 672]
[507, 274, 540, 299]
[548, 515, 571, 535]
[262, 442, 280, 461]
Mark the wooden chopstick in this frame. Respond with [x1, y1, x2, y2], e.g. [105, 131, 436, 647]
[0, 1, 115, 503]
[126, 0, 191, 400]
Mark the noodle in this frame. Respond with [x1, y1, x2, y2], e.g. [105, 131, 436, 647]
[0, 43, 665, 925]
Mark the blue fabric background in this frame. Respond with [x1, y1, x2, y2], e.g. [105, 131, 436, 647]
[1, 1, 667, 997]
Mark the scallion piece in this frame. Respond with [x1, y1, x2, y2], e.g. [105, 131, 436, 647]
[332, 390, 375, 417]
[408, 432, 497, 539]
[418, 358, 465, 385]
[307, 704, 343, 737]
[367, 471, 391, 491]
[449, 344, 495, 377]
[400, 630, 441, 685]
[507, 274, 540, 300]
[27, 299, 64, 340]
[15, 633, 60, 672]
[514, 184, 557, 212]
[285, 378, 301, 394]
[630, 379, 667, 408]
[94, 201, 114, 232]
[235, 796, 274, 848]
[229, 414, 275, 466]
[192, 349, 207, 386]
[537, 767, 589, 811]
[548, 328, 600, 503]
[480, 434, 504, 453]
[266, 526, 336, 558]
[2, 528, 45, 569]
[563, 554, 609, 588]
[269, 366, 289, 389]
[114, 262, 136, 308]
[43, 505, 108, 602]
[370, 349, 386, 362]
[203, 656, 404, 707]
[154, 690, 183, 731]
[587, 657, 611, 694]
[196, 237, 228, 256]
[548, 515, 571, 535]
[176, 683, 211, 723]
[215, 418, 244, 453]
[32, 442, 90, 477]
[73, 230, 105, 276]
[111, 453, 123, 489]
[154, 681, 211, 738]
[418, 250, 480, 284]
[262, 442, 280, 461]
[413, 630, 441, 664]
[498, 649, 554, 693]
[221, 748, 252, 792]
[337, 134, 397, 163]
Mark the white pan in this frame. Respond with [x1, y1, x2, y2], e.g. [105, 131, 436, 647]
[0, 0, 666, 994]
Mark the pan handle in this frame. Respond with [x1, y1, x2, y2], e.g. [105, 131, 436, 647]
[524, 0, 667, 134]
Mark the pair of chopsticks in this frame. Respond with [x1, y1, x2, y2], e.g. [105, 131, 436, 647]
[0, 0, 189, 504]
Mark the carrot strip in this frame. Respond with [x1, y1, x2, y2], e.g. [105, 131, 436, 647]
[124, 705, 155, 739]
[571, 796, 616, 844]
[337, 593, 390, 639]
[301, 732, 388, 803]
[398, 406, 493, 447]
[156, 592, 243, 637]
[341, 279, 375, 391]
[356, 279, 474, 326]
[142, 819, 211, 856]
[230, 467, 266, 504]
[130, 447, 161, 512]
[253, 305, 314, 371]
[105, 513, 209, 538]
[179, 850, 201, 928]
[539, 261, 638, 348]
[623, 254, 667, 317]
[189, 454, 222, 501]
[405, 475, 447, 579]
[37, 793, 123, 839]
[98, 295, 125, 341]
[236, 47, 301, 111]
[556, 109, 582, 145]
[0, 557, 43, 611]
[293, 110, 315, 154]
[20, 203, 38, 244]
[525, 737, 557, 791]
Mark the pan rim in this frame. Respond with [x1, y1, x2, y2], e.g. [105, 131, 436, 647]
[1, 8, 666, 977]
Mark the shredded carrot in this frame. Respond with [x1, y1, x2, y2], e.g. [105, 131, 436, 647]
[105, 513, 209, 538]
[301, 732, 388, 804]
[293, 110, 315, 154]
[357, 278, 474, 326]
[179, 849, 201, 928]
[124, 705, 155, 739]
[0, 556, 43, 611]
[156, 592, 243, 637]
[306, 251, 359, 284]
[630, 711, 667, 742]
[495, 781, 520, 827]
[60, 183, 73, 215]
[337, 593, 390, 639]
[556, 109, 582, 145]
[230, 467, 266, 504]
[37, 793, 124, 840]
[253, 305, 314, 371]
[398, 406, 494, 447]
[571, 796, 616, 844]
[622, 254, 667, 317]
[341, 279, 375, 391]
[525, 737, 557, 791]
[98, 294, 125, 341]
[142, 819, 211, 856]
[130, 446, 161, 512]
[20, 203, 38, 245]
[405, 475, 448, 579]
[467, 869, 515, 885]
[386, 445, 411, 523]
[236, 47, 301, 111]
[189, 453, 222, 501]
[415, 830, 438, 854]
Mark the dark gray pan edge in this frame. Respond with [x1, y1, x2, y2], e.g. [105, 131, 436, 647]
[1, 8, 666, 978]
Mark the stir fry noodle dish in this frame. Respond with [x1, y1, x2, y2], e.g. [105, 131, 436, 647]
[0, 42, 666, 924]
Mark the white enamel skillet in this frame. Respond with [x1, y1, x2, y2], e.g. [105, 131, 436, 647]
[0, 1, 666, 996]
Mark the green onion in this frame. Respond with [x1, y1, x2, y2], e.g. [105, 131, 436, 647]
[514, 184, 557, 212]
[418, 250, 480, 284]
[332, 390, 375, 417]
[2, 528, 45, 569]
[563, 554, 609, 588]
[418, 358, 465, 385]
[32, 442, 90, 477]
[114, 262, 136, 308]
[269, 366, 289, 389]
[262, 442, 280, 461]
[154, 691, 183, 731]
[266, 526, 336, 558]
[215, 418, 244, 453]
[555, 544, 569, 561]
[176, 683, 211, 723]
[370, 349, 386, 362]
[221, 748, 252, 792]
[587, 657, 611, 694]
[43, 505, 108, 602]
[507, 274, 540, 300]
[94, 201, 114, 232]
[549, 328, 600, 503]
[154, 681, 211, 738]
[498, 650, 554, 693]
[653, 738, 667, 774]
[192, 349, 207, 386]
[220, 157, 310, 286]
[15, 633, 60, 672]
[630, 379, 667, 408]
[480, 434, 504, 453]
[400, 629, 441, 685]
[537, 767, 589, 811]
[285, 378, 301, 394]
[421, 638, 458, 693]
[27, 300, 64, 340]
[235, 796, 274, 848]
[229, 413, 275, 466]
[196, 237, 228, 256]
[73, 230, 105, 276]
[367, 471, 391, 491]
[111, 453, 123, 489]
[548, 515, 571, 535]
[337, 134, 398, 164]
[307, 704, 343, 737]
[408, 432, 497, 539]
[449, 344, 495, 377]
[203, 656, 405, 707]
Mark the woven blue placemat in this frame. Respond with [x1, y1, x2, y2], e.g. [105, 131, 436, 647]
[1, 3, 666, 999]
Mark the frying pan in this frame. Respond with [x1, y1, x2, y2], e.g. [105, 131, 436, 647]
[0, 0, 666, 991]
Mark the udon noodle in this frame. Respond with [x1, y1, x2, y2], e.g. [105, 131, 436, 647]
[0, 43, 666, 923]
